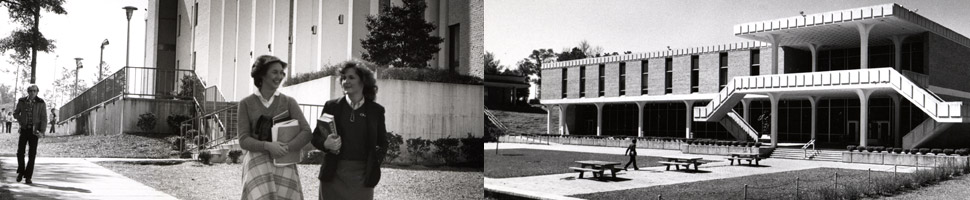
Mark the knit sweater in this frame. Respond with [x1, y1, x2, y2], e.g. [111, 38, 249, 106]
[237, 93, 312, 154]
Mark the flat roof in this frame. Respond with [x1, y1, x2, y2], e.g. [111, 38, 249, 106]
[542, 41, 768, 69]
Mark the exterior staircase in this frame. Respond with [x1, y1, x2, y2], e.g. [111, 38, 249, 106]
[770, 147, 843, 162]
[903, 118, 954, 149]
[719, 110, 759, 141]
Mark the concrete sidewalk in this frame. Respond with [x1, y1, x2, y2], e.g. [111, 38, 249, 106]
[0, 157, 178, 200]
[486, 143, 923, 198]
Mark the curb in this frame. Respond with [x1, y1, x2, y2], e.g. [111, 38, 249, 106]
[484, 181, 584, 200]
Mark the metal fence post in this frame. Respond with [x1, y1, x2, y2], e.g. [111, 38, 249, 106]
[795, 177, 799, 200]
[743, 184, 747, 199]
[657, 194, 662, 200]
[868, 168, 872, 192]
[835, 171, 839, 195]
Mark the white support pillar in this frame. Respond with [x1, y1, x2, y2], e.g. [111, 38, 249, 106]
[559, 104, 568, 135]
[765, 34, 782, 74]
[890, 95, 901, 147]
[546, 105, 553, 135]
[684, 100, 695, 139]
[857, 23, 876, 69]
[890, 35, 908, 71]
[856, 89, 874, 146]
[636, 102, 646, 137]
[595, 103, 604, 136]
[742, 98, 753, 122]
[807, 96, 820, 140]
[807, 44, 823, 72]
[768, 93, 783, 147]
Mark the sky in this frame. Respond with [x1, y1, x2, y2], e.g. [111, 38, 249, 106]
[484, 0, 970, 99]
[0, 0, 149, 107]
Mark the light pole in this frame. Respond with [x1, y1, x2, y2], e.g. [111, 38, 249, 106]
[123, 6, 138, 67]
[74, 58, 83, 97]
[100, 39, 110, 81]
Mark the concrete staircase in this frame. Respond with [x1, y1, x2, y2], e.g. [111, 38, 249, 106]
[770, 148, 843, 162]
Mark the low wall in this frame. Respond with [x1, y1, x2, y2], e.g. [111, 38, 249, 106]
[842, 152, 969, 167]
[55, 98, 195, 136]
[282, 77, 484, 140]
[682, 145, 771, 156]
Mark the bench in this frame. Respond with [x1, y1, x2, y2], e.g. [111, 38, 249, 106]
[569, 167, 603, 178]
[726, 157, 762, 165]
[658, 161, 697, 171]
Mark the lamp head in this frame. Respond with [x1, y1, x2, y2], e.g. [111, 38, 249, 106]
[123, 6, 138, 20]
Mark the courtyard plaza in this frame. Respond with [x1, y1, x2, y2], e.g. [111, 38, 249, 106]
[485, 142, 923, 199]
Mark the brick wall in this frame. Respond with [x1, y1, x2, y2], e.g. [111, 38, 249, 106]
[540, 68, 562, 100]
[700, 53, 720, 93]
[728, 50, 752, 81]
[673, 56, 690, 94]
[648, 57, 665, 95]
[604, 63, 620, 97]
[928, 33, 970, 93]
[585, 65, 599, 97]
[625, 60, 643, 96]
[567, 66, 581, 98]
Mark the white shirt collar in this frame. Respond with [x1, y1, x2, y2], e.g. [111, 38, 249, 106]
[254, 90, 281, 108]
[344, 95, 365, 110]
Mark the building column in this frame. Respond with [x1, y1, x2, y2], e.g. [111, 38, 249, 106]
[636, 102, 646, 137]
[559, 104, 569, 135]
[546, 105, 553, 135]
[890, 95, 902, 147]
[768, 93, 783, 147]
[807, 96, 820, 140]
[765, 34, 782, 74]
[856, 89, 874, 146]
[684, 100, 695, 139]
[595, 103, 604, 136]
[890, 35, 908, 71]
[857, 23, 876, 69]
[807, 43, 823, 72]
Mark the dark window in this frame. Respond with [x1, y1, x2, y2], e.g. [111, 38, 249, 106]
[193, 2, 198, 27]
[449, 24, 460, 72]
[691, 55, 699, 93]
[665, 58, 673, 94]
[719, 52, 729, 90]
[598, 64, 605, 97]
[561, 68, 567, 98]
[192, 51, 197, 70]
[641, 60, 648, 95]
[177, 14, 181, 37]
[750, 49, 760, 76]
[619, 63, 626, 96]
[580, 66, 586, 97]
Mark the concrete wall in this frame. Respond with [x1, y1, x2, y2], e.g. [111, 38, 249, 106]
[928, 32, 970, 94]
[282, 77, 484, 140]
[55, 98, 195, 136]
[320, 0, 351, 68]
[468, 0, 484, 78]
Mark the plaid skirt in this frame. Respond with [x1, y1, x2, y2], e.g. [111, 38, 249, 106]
[242, 151, 304, 200]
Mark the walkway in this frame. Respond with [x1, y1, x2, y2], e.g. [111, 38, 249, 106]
[0, 157, 178, 200]
[486, 143, 923, 199]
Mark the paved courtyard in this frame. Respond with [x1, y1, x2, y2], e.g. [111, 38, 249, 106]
[485, 142, 923, 199]
[0, 157, 178, 200]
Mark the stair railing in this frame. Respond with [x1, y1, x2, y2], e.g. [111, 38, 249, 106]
[802, 139, 819, 158]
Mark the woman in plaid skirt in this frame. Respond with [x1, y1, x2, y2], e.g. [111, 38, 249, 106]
[238, 55, 312, 200]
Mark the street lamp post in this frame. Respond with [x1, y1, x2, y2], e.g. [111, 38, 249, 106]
[100, 39, 110, 81]
[123, 6, 138, 67]
[74, 58, 84, 98]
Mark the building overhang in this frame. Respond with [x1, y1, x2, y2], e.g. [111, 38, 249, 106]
[733, 3, 970, 50]
[540, 93, 719, 105]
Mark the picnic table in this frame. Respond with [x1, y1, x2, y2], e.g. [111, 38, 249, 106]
[657, 155, 704, 171]
[570, 160, 623, 179]
[727, 152, 763, 166]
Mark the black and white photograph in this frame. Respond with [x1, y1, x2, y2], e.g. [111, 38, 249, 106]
[484, 0, 970, 199]
[0, 0, 484, 199]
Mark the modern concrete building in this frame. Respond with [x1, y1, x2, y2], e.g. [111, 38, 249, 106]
[539, 4, 970, 149]
[144, 0, 481, 101]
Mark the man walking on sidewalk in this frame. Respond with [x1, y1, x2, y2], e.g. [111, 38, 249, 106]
[14, 85, 47, 184]
[624, 139, 639, 171]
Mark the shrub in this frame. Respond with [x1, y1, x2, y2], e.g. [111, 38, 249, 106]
[283, 65, 342, 87]
[866, 146, 875, 152]
[167, 114, 193, 136]
[406, 138, 433, 163]
[874, 146, 885, 153]
[432, 138, 461, 165]
[931, 148, 943, 155]
[847, 145, 857, 151]
[746, 142, 755, 147]
[893, 148, 903, 154]
[179, 151, 193, 159]
[754, 142, 762, 147]
[385, 132, 404, 163]
[228, 150, 243, 164]
[377, 67, 484, 85]
[943, 149, 955, 155]
[137, 112, 157, 132]
[957, 148, 969, 156]
[199, 151, 212, 165]
[460, 135, 484, 168]
[903, 148, 911, 154]
[919, 148, 931, 155]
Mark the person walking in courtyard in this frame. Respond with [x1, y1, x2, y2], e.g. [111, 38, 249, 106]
[6, 111, 13, 133]
[624, 139, 639, 171]
[14, 85, 47, 184]
[312, 60, 388, 200]
[0, 108, 7, 133]
[238, 55, 312, 200]
[49, 108, 57, 134]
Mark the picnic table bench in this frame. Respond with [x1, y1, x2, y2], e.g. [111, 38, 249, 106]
[727, 152, 764, 166]
[571, 160, 623, 179]
[657, 156, 704, 171]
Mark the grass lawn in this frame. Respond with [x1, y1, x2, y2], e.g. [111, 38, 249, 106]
[490, 110, 556, 135]
[571, 167, 895, 200]
[878, 172, 970, 200]
[97, 161, 482, 200]
[0, 133, 172, 158]
[485, 148, 664, 178]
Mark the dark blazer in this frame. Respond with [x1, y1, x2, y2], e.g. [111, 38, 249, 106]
[311, 97, 388, 188]
[14, 96, 47, 133]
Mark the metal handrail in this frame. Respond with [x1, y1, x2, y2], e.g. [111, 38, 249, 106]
[802, 139, 819, 158]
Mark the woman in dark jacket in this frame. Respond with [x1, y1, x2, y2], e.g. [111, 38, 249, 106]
[311, 60, 388, 200]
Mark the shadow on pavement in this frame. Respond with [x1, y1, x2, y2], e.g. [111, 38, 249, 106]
[25, 183, 91, 193]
